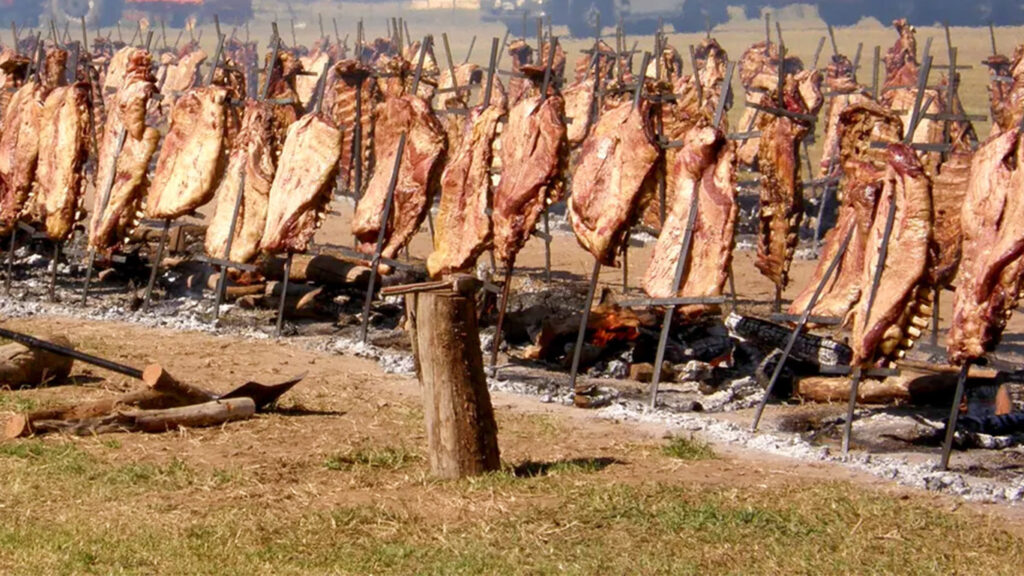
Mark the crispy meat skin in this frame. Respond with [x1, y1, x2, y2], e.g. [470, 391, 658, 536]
[754, 70, 823, 289]
[789, 103, 903, 322]
[427, 104, 504, 278]
[145, 87, 228, 219]
[642, 126, 736, 320]
[564, 78, 596, 147]
[89, 51, 159, 251]
[0, 82, 44, 233]
[569, 101, 660, 266]
[352, 95, 447, 260]
[492, 93, 566, 265]
[159, 50, 207, 109]
[103, 46, 142, 93]
[205, 102, 277, 263]
[948, 130, 1024, 364]
[326, 60, 379, 195]
[260, 114, 342, 254]
[32, 83, 92, 241]
[850, 144, 932, 366]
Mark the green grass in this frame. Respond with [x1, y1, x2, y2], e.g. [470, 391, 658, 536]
[324, 445, 420, 472]
[662, 435, 717, 461]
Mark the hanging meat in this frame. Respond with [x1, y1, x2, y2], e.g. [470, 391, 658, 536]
[947, 129, 1024, 365]
[754, 69, 824, 290]
[260, 114, 342, 254]
[736, 41, 803, 167]
[158, 49, 207, 111]
[569, 97, 660, 266]
[205, 101, 277, 264]
[436, 63, 481, 150]
[145, 86, 228, 220]
[263, 51, 304, 155]
[28, 82, 92, 242]
[325, 59, 378, 196]
[564, 40, 617, 148]
[103, 45, 139, 93]
[88, 50, 160, 252]
[427, 95, 506, 278]
[506, 39, 535, 106]
[351, 94, 447, 261]
[849, 143, 933, 366]
[642, 38, 730, 231]
[296, 50, 332, 109]
[0, 49, 30, 119]
[818, 54, 872, 179]
[0, 82, 44, 234]
[492, 74, 566, 266]
[982, 45, 1024, 138]
[642, 124, 736, 320]
[788, 102, 903, 322]
[879, 20, 944, 175]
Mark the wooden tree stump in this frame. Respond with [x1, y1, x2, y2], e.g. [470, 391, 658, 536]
[407, 288, 500, 479]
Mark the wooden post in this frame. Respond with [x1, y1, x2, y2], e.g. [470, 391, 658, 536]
[406, 287, 500, 480]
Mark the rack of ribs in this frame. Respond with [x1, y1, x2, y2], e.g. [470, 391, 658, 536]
[205, 101, 277, 263]
[426, 98, 506, 279]
[0, 82, 45, 234]
[850, 143, 933, 366]
[492, 88, 567, 266]
[260, 113, 343, 254]
[263, 51, 305, 157]
[28, 82, 92, 242]
[642, 124, 736, 320]
[736, 41, 804, 167]
[325, 60, 379, 197]
[947, 129, 1024, 365]
[144, 86, 228, 220]
[88, 49, 160, 252]
[754, 69, 823, 290]
[351, 94, 447, 260]
[788, 102, 903, 323]
[437, 63, 482, 151]
[568, 98, 660, 266]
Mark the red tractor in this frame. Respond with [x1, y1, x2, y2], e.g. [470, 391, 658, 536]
[3, 0, 253, 28]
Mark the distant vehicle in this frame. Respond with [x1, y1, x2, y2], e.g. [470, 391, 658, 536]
[3, 0, 253, 28]
[483, 0, 1024, 38]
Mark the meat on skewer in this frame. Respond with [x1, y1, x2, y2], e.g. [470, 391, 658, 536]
[850, 143, 933, 366]
[205, 101, 277, 264]
[754, 69, 824, 290]
[144, 86, 228, 220]
[642, 123, 737, 320]
[0, 82, 46, 234]
[88, 49, 160, 252]
[260, 113, 343, 254]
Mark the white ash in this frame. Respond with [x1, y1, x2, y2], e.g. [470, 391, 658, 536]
[695, 377, 764, 412]
[596, 400, 1024, 503]
[326, 336, 416, 375]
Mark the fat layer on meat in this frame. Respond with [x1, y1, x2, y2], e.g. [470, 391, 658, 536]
[89, 51, 160, 251]
[492, 93, 566, 265]
[0, 82, 44, 233]
[642, 126, 736, 320]
[569, 100, 660, 266]
[145, 86, 228, 219]
[31, 83, 92, 241]
[352, 94, 448, 260]
[427, 104, 504, 278]
[260, 114, 342, 253]
[948, 129, 1024, 364]
[850, 143, 933, 366]
[205, 101, 277, 263]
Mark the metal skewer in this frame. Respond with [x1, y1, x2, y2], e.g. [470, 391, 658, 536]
[939, 362, 971, 470]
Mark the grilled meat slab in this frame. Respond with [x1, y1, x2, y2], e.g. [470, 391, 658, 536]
[642, 125, 736, 320]
[31, 83, 92, 241]
[260, 114, 342, 254]
[145, 86, 228, 219]
[352, 94, 447, 261]
[205, 101, 277, 263]
[0, 82, 44, 233]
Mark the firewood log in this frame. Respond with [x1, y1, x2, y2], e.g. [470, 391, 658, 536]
[0, 336, 74, 388]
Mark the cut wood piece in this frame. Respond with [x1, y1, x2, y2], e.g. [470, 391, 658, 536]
[795, 372, 1001, 405]
[27, 398, 256, 436]
[262, 253, 371, 288]
[0, 336, 75, 388]
[142, 364, 217, 404]
[406, 290, 501, 479]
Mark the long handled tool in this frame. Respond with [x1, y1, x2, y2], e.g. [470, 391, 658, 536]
[0, 325, 303, 410]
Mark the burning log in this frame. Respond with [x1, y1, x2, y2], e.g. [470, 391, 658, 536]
[0, 335, 74, 388]
[405, 284, 500, 479]
[261, 253, 370, 288]
[725, 313, 851, 367]
[23, 398, 255, 436]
